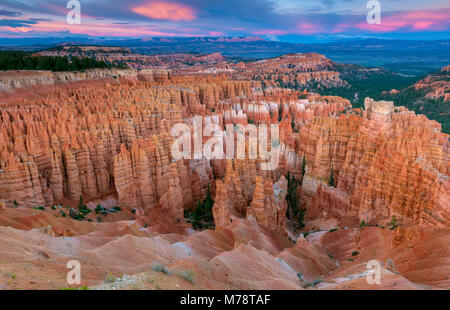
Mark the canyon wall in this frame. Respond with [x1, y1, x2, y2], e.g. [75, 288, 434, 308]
[0, 57, 448, 234]
[298, 98, 449, 228]
[0, 68, 171, 90]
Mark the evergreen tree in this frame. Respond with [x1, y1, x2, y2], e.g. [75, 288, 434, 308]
[328, 167, 335, 187]
[186, 184, 215, 230]
[0, 51, 116, 72]
[301, 156, 306, 179]
[286, 173, 305, 229]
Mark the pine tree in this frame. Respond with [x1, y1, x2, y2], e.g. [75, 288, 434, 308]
[328, 167, 335, 187]
[301, 156, 306, 180]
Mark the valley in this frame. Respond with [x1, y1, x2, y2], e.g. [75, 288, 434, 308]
[0, 50, 448, 290]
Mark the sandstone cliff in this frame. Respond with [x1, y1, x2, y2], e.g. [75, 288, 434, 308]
[298, 98, 449, 228]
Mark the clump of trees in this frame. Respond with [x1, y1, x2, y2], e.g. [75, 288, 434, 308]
[286, 171, 305, 229]
[0, 51, 127, 71]
[185, 184, 215, 230]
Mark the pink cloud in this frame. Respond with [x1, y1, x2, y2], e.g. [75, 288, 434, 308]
[413, 21, 435, 30]
[0, 26, 33, 33]
[0, 18, 203, 37]
[209, 31, 225, 36]
[293, 8, 449, 34]
[297, 23, 324, 34]
[131, 1, 196, 21]
[354, 8, 450, 33]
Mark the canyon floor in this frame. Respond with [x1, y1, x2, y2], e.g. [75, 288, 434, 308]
[0, 205, 448, 290]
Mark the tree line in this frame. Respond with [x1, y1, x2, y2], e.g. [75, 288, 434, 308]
[0, 51, 127, 71]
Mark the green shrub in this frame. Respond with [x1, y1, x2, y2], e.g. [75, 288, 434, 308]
[185, 184, 215, 230]
[152, 263, 170, 275]
[297, 272, 305, 283]
[68, 208, 85, 221]
[104, 272, 115, 284]
[390, 215, 397, 226]
[95, 204, 106, 214]
[178, 270, 195, 284]
[5, 272, 16, 279]
[304, 277, 324, 288]
[77, 197, 91, 216]
[286, 172, 305, 229]
[60, 286, 89, 290]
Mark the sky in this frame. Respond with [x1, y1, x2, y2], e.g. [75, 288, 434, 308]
[0, 0, 449, 43]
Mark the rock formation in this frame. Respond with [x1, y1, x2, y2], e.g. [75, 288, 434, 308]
[0, 54, 448, 291]
[298, 99, 449, 228]
[413, 67, 450, 102]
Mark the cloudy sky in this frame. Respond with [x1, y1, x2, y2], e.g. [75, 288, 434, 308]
[0, 0, 449, 42]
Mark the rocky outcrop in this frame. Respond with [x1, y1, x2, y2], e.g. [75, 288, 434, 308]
[246, 176, 288, 233]
[234, 53, 346, 89]
[213, 159, 288, 233]
[413, 68, 450, 102]
[298, 99, 449, 228]
[0, 69, 139, 90]
[213, 180, 233, 230]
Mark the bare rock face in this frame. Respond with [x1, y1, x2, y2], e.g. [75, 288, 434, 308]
[364, 97, 394, 122]
[413, 67, 450, 102]
[234, 53, 347, 89]
[113, 144, 139, 209]
[159, 162, 184, 220]
[223, 160, 247, 214]
[0, 199, 6, 211]
[246, 176, 288, 233]
[0, 152, 46, 207]
[246, 176, 266, 224]
[299, 99, 449, 228]
[0, 70, 55, 89]
[0, 69, 140, 90]
[213, 180, 232, 230]
[62, 147, 82, 201]
[137, 69, 172, 82]
[212, 159, 288, 233]
[0, 77, 222, 210]
[0, 74, 278, 215]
